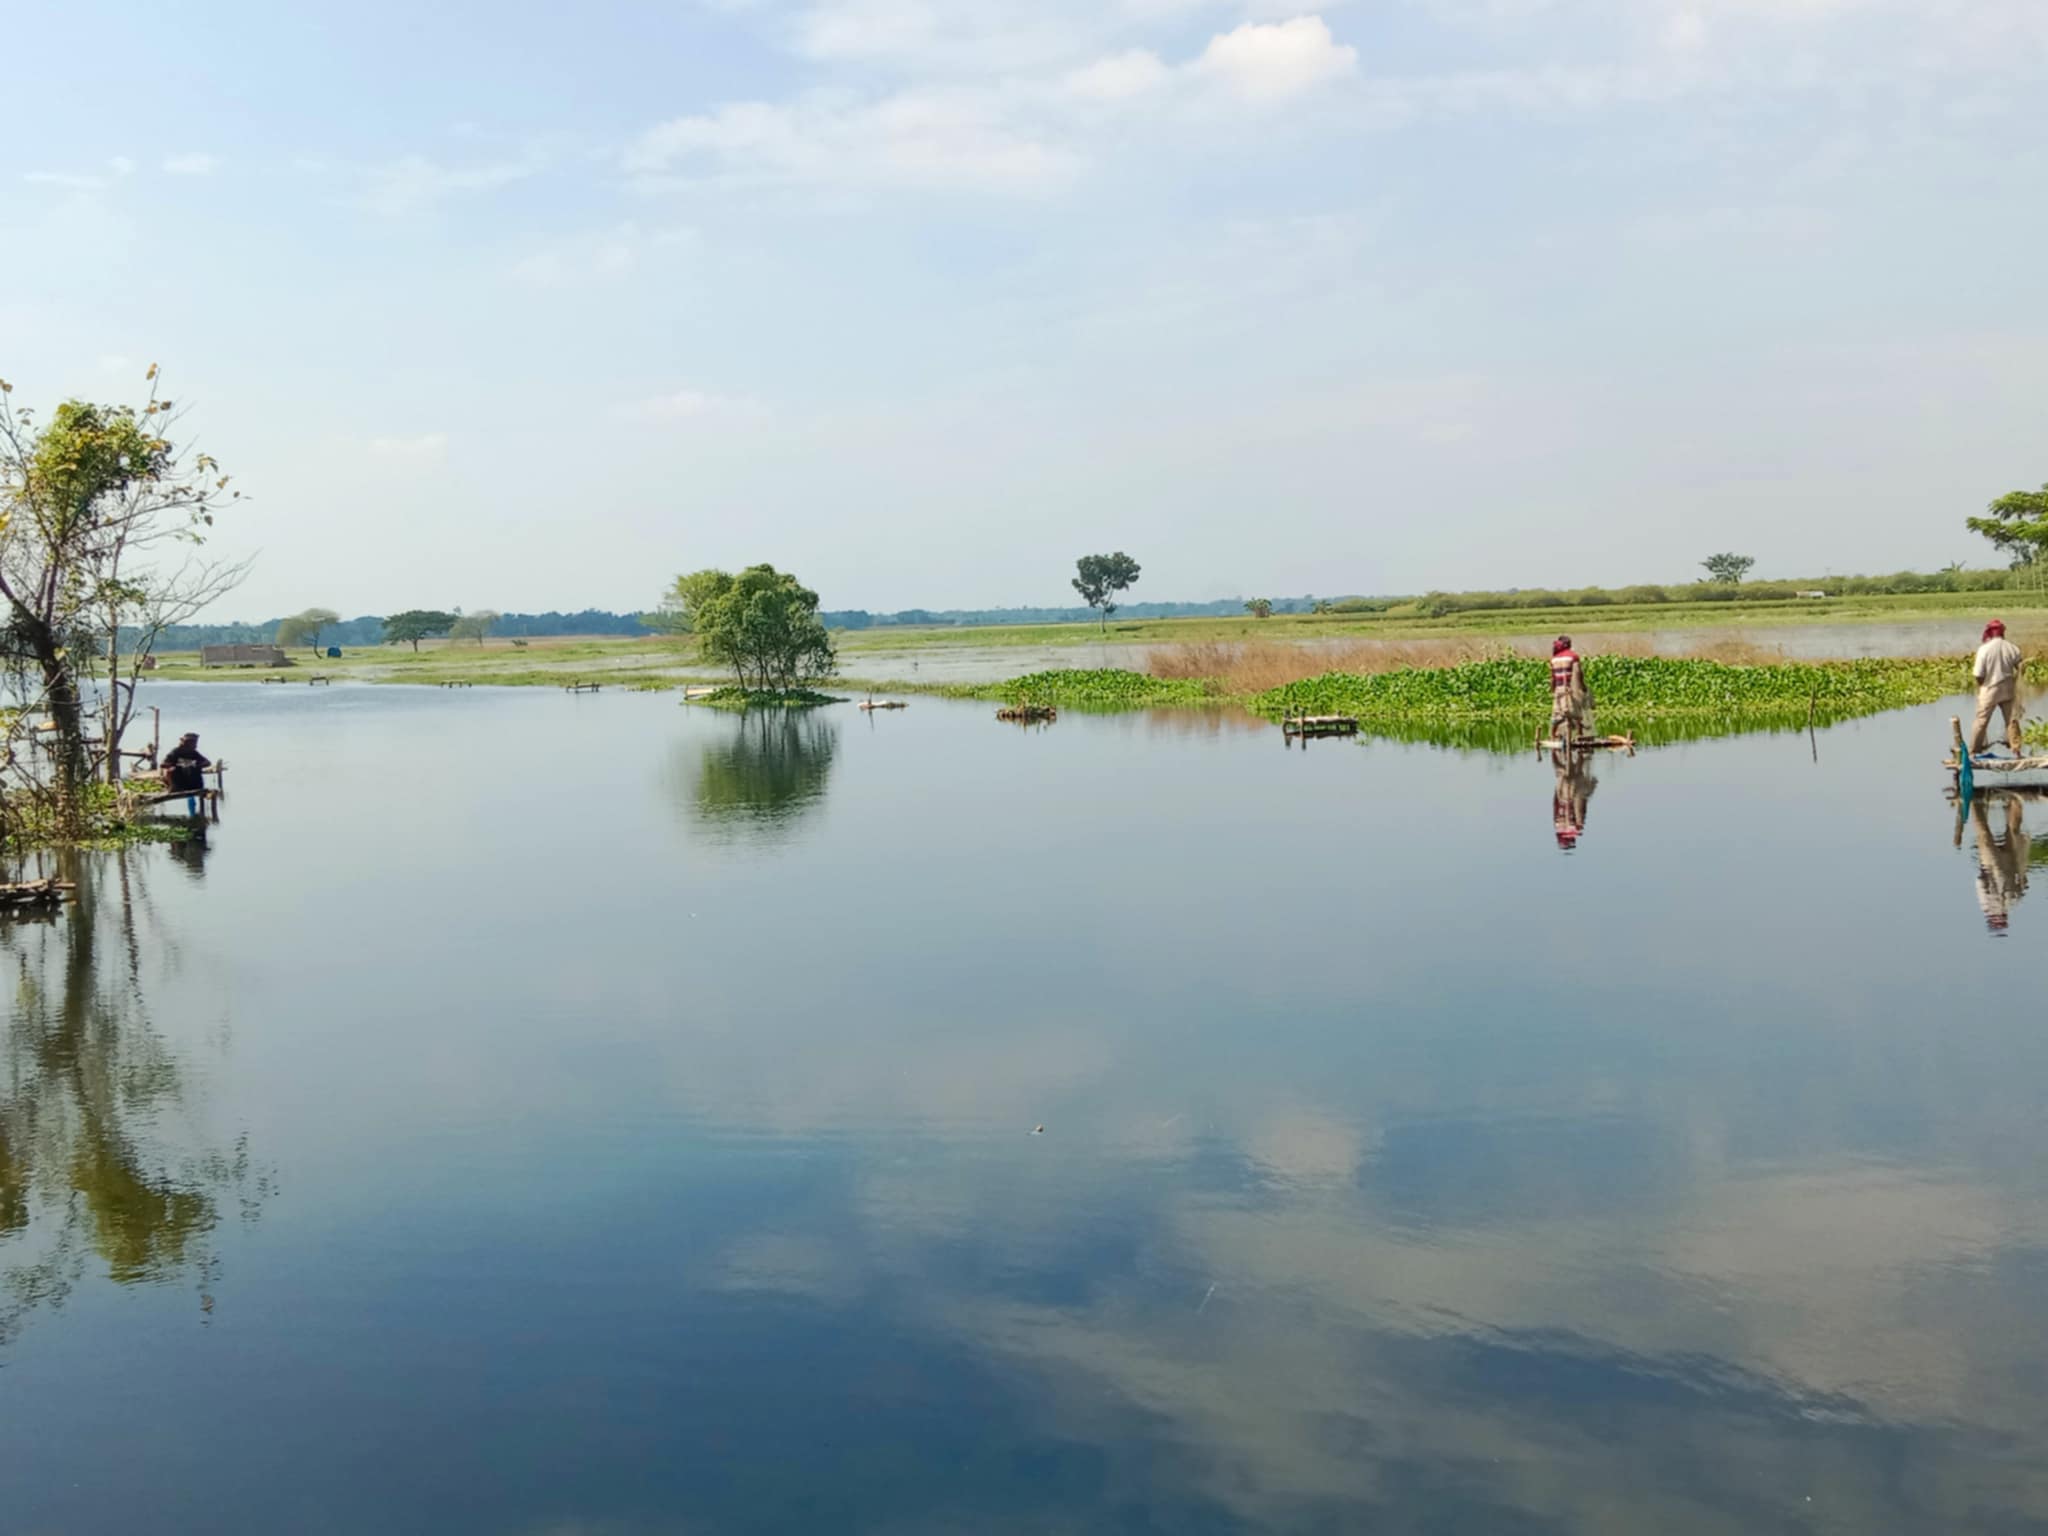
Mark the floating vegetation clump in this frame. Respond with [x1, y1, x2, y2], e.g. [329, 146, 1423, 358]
[689, 686, 842, 711]
[1251, 656, 1969, 724]
[950, 669, 1216, 710]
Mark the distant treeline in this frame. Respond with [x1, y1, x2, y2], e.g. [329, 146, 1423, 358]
[1385, 567, 2025, 619]
[151, 597, 1325, 649]
[146, 569, 2030, 651]
[818, 598, 1319, 628]
[149, 609, 650, 650]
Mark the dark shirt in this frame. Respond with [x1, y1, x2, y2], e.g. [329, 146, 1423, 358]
[164, 743, 210, 791]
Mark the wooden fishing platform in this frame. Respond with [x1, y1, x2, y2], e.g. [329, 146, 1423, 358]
[1282, 714, 1359, 739]
[307, 675, 332, 686]
[0, 877, 76, 912]
[858, 698, 907, 711]
[440, 680, 475, 689]
[1944, 715, 2048, 782]
[997, 703, 1056, 723]
[1537, 732, 1636, 755]
[564, 682, 602, 694]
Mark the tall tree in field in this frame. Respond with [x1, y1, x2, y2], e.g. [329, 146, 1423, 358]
[681, 565, 836, 691]
[1967, 482, 2048, 574]
[382, 610, 457, 652]
[1700, 553, 1755, 584]
[0, 366, 246, 832]
[450, 609, 500, 645]
[1073, 552, 1141, 632]
[1245, 598, 1274, 619]
[277, 607, 340, 653]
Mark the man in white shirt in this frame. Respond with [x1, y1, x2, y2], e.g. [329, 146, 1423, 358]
[1970, 618, 2026, 757]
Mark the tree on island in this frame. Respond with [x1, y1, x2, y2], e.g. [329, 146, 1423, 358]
[0, 365, 247, 832]
[1245, 598, 1274, 619]
[645, 570, 733, 638]
[277, 606, 340, 653]
[1073, 552, 1141, 632]
[450, 608, 500, 646]
[662, 564, 835, 691]
[1968, 482, 2048, 575]
[382, 609, 457, 652]
[1701, 553, 1755, 584]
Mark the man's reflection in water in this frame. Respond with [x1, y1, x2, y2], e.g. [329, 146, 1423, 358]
[1969, 795, 2031, 935]
[165, 826, 210, 880]
[1551, 750, 1596, 852]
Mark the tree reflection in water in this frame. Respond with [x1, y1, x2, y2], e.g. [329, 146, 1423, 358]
[675, 710, 839, 843]
[0, 851, 266, 1342]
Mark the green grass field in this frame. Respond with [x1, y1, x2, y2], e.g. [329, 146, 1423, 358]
[146, 586, 2039, 696]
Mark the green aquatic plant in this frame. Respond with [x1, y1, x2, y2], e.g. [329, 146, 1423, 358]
[688, 686, 842, 712]
[1250, 656, 1969, 723]
[947, 669, 1215, 710]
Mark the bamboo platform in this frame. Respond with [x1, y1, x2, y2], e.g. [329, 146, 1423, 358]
[129, 787, 219, 808]
[1282, 714, 1359, 739]
[565, 682, 602, 694]
[440, 680, 475, 689]
[0, 878, 76, 912]
[1537, 732, 1636, 755]
[858, 699, 907, 711]
[307, 675, 332, 686]
[1944, 715, 2048, 780]
[997, 704, 1056, 723]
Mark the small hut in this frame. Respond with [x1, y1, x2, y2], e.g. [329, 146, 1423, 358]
[200, 644, 289, 668]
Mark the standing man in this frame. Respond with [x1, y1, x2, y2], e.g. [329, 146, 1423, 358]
[1970, 619, 2025, 758]
[1550, 636, 1594, 743]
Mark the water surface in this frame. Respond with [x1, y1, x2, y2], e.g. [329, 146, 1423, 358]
[3, 683, 2045, 1534]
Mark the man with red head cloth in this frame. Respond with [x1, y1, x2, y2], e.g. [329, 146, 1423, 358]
[1970, 619, 2025, 758]
[1550, 636, 1593, 743]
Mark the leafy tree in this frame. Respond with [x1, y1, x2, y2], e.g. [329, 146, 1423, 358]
[276, 606, 340, 652]
[382, 609, 457, 652]
[450, 608, 500, 645]
[0, 367, 245, 830]
[1245, 598, 1274, 619]
[1073, 552, 1141, 632]
[645, 570, 733, 637]
[1967, 483, 2048, 573]
[1700, 553, 1755, 585]
[685, 564, 836, 691]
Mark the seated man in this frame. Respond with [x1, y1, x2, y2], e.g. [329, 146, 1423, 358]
[161, 732, 211, 792]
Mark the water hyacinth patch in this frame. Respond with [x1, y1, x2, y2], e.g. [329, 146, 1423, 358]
[1249, 656, 1970, 723]
[948, 669, 1216, 710]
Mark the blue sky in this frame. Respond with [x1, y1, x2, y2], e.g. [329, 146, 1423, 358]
[4, 0, 2044, 618]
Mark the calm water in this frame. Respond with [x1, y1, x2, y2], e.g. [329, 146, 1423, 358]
[4, 683, 2047, 1535]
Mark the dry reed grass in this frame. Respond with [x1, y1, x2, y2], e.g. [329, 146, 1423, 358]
[1144, 634, 1795, 693]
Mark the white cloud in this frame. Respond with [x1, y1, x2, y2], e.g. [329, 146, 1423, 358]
[1664, 9, 1707, 50]
[1192, 17, 1358, 102]
[163, 153, 220, 176]
[508, 223, 672, 286]
[107, 155, 136, 177]
[1065, 49, 1170, 101]
[623, 389, 758, 422]
[23, 170, 106, 192]
[792, 0, 1089, 74]
[627, 88, 1078, 191]
[367, 432, 448, 460]
[359, 154, 539, 216]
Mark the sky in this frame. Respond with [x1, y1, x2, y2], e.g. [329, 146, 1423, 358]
[2, 0, 2044, 620]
